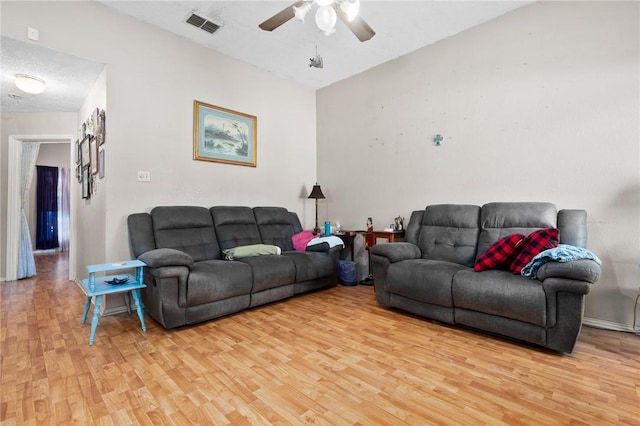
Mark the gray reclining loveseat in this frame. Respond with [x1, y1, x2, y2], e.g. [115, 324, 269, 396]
[127, 206, 338, 329]
[370, 202, 601, 353]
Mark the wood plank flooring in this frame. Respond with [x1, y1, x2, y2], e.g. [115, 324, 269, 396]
[1, 252, 639, 425]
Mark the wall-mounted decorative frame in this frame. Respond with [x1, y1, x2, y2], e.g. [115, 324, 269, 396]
[82, 165, 91, 199]
[98, 109, 106, 145]
[75, 139, 81, 165]
[98, 148, 105, 179]
[80, 135, 90, 168]
[193, 100, 257, 167]
[89, 136, 98, 175]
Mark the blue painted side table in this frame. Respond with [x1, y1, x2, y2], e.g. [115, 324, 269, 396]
[80, 260, 147, 345]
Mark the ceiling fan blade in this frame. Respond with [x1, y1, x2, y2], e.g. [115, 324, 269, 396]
[336, 7, 376, 42]
[259, 1, 306, 32]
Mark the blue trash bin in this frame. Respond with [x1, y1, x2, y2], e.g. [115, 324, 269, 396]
[339, 260, 357, 286]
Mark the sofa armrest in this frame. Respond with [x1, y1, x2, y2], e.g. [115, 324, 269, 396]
[306, 242, 330, 252]
[138, 248, 194, 268]
[537, 259, 601, 284]
[370, 242, 421, 263]
[146, 265, 190, 308]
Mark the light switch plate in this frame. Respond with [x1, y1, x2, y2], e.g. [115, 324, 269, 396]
[137, 171, 150, 182]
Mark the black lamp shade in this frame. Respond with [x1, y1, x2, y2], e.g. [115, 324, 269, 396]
[308, 184, 325, 199]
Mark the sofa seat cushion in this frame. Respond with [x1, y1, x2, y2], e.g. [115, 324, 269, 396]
[387, 259, 467, 308]
[282, 251, 334, 282]
[187, 260, 252, 307]
[239, 255, 296, 292]
[452, 269, 546, 327]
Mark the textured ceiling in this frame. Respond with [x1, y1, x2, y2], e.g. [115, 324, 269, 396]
[1, 36, 105, 113]
[1, 1, 532, 113]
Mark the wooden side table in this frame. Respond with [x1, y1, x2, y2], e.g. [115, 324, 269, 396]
[371, 230, 405, 245]
[335, 230, 368, 260]
[80, 260, 147, 345]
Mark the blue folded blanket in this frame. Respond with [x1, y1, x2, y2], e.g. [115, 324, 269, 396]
[521, 244, 601, 279]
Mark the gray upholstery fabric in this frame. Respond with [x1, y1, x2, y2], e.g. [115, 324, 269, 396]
[537, 259, 601, 283]
[544, 287, 587, 353]
[371, 242, 420, 263]
[476, 202, 557, 260]
[138, 248, 194, 268]
[282, 251, 335, 282]
[453, 269, 547, 327]
[151, 206, 221, 261]
[211, 206, 262, 251]
[404, 210, 424, 246]
[370, 201, 599, 353]
[186, 260, 252, 306]
[288, 212, 304, 234]
[418, 204, 481, 267]
[557, 209, 587, 247]
[141, 264, 192, 328]
[128, 205, 337, 330]
[455, 309, 546, 346]
[390, 294, 455, 324]
[186, 295, 251, 325]
[127, 213, 156, 258]
[250, 285, 295, 307]
[254, 207, 296, 251]
[387, 259, 467, 307]
[239, 255, 296, 292]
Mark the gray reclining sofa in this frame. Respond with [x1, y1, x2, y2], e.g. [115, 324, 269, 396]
[127, 206, 338, 329]
[370, 202, 601, 353]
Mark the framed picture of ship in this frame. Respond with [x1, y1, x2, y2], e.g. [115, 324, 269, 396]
[193, 100, 257, 167]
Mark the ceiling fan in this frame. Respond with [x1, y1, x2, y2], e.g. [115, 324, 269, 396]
[259, 0, 375, 42]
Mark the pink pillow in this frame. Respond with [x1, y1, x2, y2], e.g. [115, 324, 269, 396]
[510, 228, 559, 274]
[474, 233, 525, 272]
[292, 230, 315, 251]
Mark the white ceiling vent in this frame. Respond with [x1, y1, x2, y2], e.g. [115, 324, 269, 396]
[186, 13, 221, 34]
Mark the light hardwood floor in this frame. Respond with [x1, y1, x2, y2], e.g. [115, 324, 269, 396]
[1, 252, 638, 425]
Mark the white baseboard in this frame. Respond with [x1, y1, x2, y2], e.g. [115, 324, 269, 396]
[583, 317, 639, 334]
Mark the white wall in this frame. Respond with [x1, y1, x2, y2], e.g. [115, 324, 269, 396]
[76, 67, 107, 281]
[317, 1, 640, 327]
[1, 1, 318, 279]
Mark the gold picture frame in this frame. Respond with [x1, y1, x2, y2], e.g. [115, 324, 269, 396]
[193, 100, 257, 167]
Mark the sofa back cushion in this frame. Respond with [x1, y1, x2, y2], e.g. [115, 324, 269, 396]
[128, 213, 156, 258]
[405, 210, 425, 246]
[557, 209, 588, 247]
[211, 206, 262, 251]
[253, 207, 297, 251]
[150, 206, 221, 261]
[418, 204, 481, 267]
[476, 202, 557, 262]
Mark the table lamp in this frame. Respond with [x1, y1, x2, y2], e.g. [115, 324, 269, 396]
[307, 183, 325, 234]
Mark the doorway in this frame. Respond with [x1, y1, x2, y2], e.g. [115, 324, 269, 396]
[6, 135, 77, 282]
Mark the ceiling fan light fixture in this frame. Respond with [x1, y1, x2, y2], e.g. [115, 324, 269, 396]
[315, 5, 337, 33]
[293, 2, 311, 22]
[14, 74, 46, 94]
[340, 0, 360, 21]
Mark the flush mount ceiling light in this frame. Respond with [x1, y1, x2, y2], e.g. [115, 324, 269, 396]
[14, 74, 46, 94]
[260, 0, 374, 42]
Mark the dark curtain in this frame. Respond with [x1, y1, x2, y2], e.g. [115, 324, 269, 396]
[36, 166, 59, 250]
